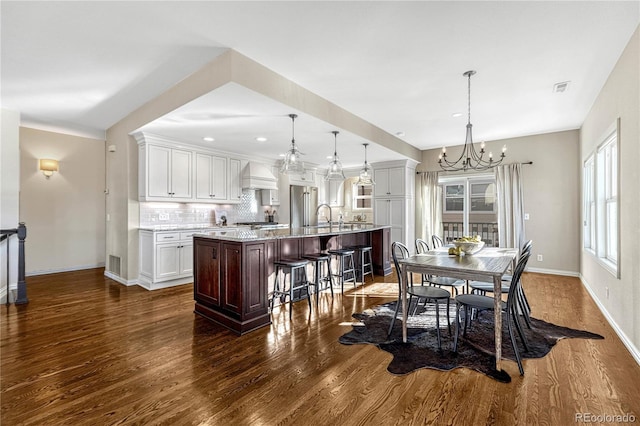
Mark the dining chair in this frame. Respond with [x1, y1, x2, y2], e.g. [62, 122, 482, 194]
[453, 250, 532, 375]
[468, 240, 533, 327]
[388, 242, 451, 349]
[417, 237, 466, 296]
[431, 234, 445, 248]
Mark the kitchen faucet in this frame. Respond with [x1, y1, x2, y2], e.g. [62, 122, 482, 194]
[315, 203, 332, 224]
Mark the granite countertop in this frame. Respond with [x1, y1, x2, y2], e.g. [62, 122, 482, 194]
[193, 223, 390, 242]
[139, 224, 240, 232]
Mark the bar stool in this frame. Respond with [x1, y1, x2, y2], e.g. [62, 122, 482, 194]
[348, 245, 374, 285]
[328, 249, 356, 293]
[302, 253, 334, 305]
[271, 258, 312, 319]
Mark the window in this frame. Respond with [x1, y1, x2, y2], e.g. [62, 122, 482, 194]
[583, 155, 595, 251]
[444, 181, 495, 213]
[440, 176, 498, 246]
[598, 132, 618, 265]
[583, 120, 619, 277]
[353, 183, 372, 209]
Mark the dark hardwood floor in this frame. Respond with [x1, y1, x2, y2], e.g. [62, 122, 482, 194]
[2, 268, 639, 425]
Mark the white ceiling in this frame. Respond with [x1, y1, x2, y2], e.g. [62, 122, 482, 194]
[2, 1, 638, 168]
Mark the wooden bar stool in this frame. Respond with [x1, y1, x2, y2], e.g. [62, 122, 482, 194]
[328, 249, 356, 293]
[302, 253, 334, 305]
[271, 258, 312, 319]
[348, 245, 374, 285]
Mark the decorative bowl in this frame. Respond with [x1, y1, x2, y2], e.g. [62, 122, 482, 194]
[453, 240, 485, 255]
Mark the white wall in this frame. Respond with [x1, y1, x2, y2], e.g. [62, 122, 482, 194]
[1, 108, 21, 302]
[419, 129, 581, 276]
[19, 127, 106, 275]
[580, 26, 639, 362]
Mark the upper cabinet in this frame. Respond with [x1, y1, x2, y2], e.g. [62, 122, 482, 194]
[373, 167, 405, 197]
[261, 166, 281, 206]
[195, 153, 228, 201]
[228, 158, 242, 202]
[288, 169, 316, 187]
[136, 133, 243, 204]
[141, 144, 192, 200]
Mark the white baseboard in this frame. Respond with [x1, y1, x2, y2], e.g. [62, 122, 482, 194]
[580, 274, 640, 366]
[526, 267, 579, 277]
[103, 271, 137, 286]
[26, 262, 106, 277]
[136, 276, 193, 291]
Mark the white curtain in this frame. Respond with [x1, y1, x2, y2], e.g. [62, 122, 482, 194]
[419, 171, 442, 243]
[496, 163, 526, 250]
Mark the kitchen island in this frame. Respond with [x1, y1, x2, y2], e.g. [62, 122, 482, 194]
[193, 224, 391, 334]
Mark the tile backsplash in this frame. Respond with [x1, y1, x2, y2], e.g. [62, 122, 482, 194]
[140, 189, 270, 227]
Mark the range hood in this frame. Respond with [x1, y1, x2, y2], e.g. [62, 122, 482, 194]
[241, 162, 278, 190]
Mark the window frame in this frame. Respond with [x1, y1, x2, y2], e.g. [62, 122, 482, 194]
[583, 118, 620, 278]
[583, 154, 595, 253]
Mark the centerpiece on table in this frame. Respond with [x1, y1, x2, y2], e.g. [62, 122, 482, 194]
[449, 235, 485, 255]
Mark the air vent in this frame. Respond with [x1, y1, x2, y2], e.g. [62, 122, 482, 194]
[553, 81, 570, 93]
[108, 255, 121, 275]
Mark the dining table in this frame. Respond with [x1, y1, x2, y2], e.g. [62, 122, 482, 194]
[398, 246, 518, 371]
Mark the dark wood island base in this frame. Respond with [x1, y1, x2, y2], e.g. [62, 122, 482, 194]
[193, 225, 391, 335]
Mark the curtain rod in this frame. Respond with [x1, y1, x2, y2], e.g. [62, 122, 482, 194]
[416, 161, 533, 175]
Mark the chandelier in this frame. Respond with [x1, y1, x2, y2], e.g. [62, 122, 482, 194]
[325, 130, 346, 181]
[439, 70, 506, 172]
[356, 143, 375, 185]
[280, 113, 305, 175]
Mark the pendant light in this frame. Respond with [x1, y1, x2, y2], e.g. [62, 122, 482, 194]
[356, 143, 375, 185]
[280, 113, 305, 175]
[439, 70, 506, 171]
[325, 131, 346, 181]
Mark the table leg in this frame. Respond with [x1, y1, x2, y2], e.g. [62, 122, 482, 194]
[402, 266, 408, 343]
[493, 275, 502, 371]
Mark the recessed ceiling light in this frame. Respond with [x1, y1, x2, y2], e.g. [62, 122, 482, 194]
[326, 155, 333, 159]
[203, 137, 215, 142]
[395, 131, 405, 137]
[452, 112, 463, 118]
[279, 153, 285, 157]
[255, 137, 268, 142]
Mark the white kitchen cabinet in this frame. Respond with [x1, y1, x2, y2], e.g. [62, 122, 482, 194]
[374, 198, 405, 246]
[139, 229, 209, 290]
[141, 144, 192, 201]
[328, 179, 344, 206]
[228, 158, 243, 203]
[288, 169, 316, 187]
[195, 153, 228, 201]
[373, 167, 404, 197]
[261, 166, 281, 206]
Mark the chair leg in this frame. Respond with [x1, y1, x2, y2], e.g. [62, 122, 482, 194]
[325, 258, 334, 297]
[434, 299, 441, 350]
[388, 297, 402, 337]
[445, 297, 451, 335]
[511, 304, 530, 352]
[506, 307, 525, 375]
[453, 303, 461, 352]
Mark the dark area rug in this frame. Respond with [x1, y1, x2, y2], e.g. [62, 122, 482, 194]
[339, 301, 604, 383]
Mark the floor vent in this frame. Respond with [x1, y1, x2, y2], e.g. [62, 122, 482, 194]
[108, 255, 121, 275]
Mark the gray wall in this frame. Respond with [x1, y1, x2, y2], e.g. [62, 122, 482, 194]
[418, 129, 581, 276]
[580, 26, 639, 362]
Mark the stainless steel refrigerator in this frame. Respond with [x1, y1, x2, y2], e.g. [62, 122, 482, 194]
[290, 185, 318, 227]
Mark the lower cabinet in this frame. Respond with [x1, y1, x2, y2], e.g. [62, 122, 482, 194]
[139, 229, 208, 290]
[193, 237, 273, 335]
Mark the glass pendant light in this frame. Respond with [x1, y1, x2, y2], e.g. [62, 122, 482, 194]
[280, 113, 305, 175]
[325, 130, 346, 181]
[356, 143, 375, 185]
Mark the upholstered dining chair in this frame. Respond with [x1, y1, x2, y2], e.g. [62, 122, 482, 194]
[388, 242, 451, 349]
[417, 237, 465, 296]
[453, 250, 532, 375]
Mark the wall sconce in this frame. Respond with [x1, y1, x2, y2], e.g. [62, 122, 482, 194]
[39, 159, 59, 179]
